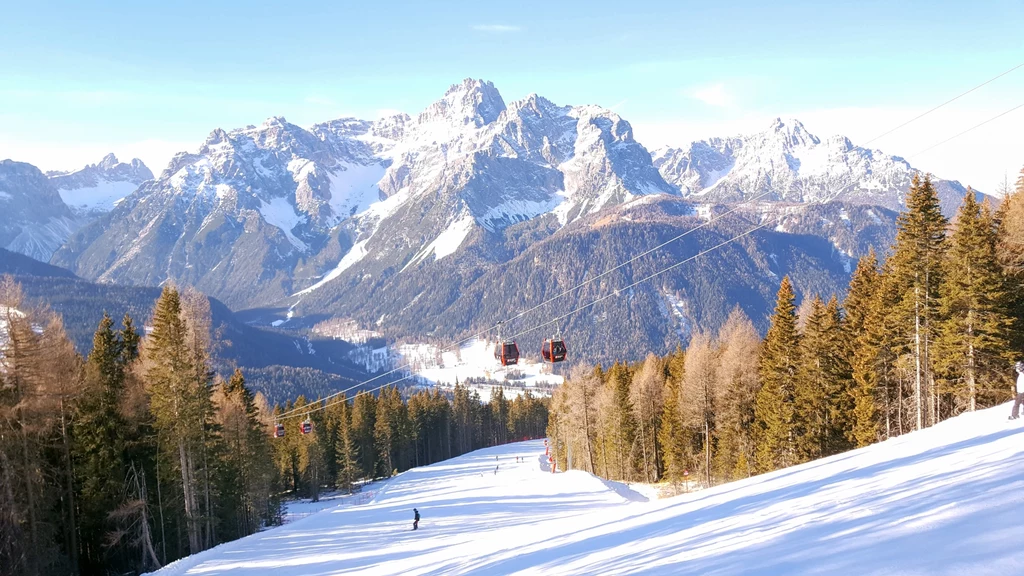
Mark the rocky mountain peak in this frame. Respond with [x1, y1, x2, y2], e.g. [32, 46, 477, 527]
[98, 153, 119, 170]
[419, 78, 506, 127]
[204, 128, 230, 147]
[765, 117, 820, 147]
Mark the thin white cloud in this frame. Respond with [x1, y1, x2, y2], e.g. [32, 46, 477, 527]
[688, 83, 734, 108]
[610, 99, 628, 111]
[471, 24, 522, 33]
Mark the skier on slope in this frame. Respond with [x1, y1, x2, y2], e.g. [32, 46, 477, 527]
[1009, 362, 1024, 420]
[413, 508, 420, 531]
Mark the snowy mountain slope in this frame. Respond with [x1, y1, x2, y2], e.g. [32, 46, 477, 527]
[0, 159, 82, 261]
[47, 153, 153, 216]
[653, 118, 974, 217]
[147, 403, 1024, 575]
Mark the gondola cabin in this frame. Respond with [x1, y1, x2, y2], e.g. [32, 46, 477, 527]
[541, 338, 568, 363]
[494, 340, 520, 366]
[273, 423, 285, 438]
[300, 420, 313, 435]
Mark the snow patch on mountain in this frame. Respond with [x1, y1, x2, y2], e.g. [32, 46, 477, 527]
[409, 212, 475, 266]
[48, 153, 152, 217]
[294, 239, 370, 297]
[258, 197, 308, 252]
[57, 180, 139, 215]
[326, 162, 386, 223]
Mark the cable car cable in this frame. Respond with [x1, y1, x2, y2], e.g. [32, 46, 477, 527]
[862, 61, 1023, 147]
[908, 102, 1024, 159]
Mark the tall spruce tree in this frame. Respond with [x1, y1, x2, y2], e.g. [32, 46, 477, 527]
[887, 174, 948, 429]
[74, 313, 131, 572]
[935, 191, 1014, 412]
[995, 167, 1024, 354]
[658, 372, 689, 488]
[794, 296, 852, 462]
[754, 276, 801, 472]
[846, 252, 883, 446]
[143, 285, 213, 554]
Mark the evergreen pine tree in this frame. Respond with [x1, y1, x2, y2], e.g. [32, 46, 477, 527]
[887, 173, 948, 429]
[74, 312, 131, 571]
[935, 191, 1014, 412]
[754, 276, 801, 472]
[143, 285, 212, 554]
[846, 252, 883, 446]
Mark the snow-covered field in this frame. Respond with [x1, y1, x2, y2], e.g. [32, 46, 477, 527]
[149, 403, 1024, 575]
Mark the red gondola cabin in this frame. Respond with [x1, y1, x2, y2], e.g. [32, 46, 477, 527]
[541, 338, 568, 363]
[300, 420, 313, 435]
[494, 340, 520, 366]
[274, 423, 285, 438]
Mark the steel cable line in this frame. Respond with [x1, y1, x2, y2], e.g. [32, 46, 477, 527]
[909, 103, 1024, 159]
[862, 61, 1024, 147]
[272, 191, 774, 421]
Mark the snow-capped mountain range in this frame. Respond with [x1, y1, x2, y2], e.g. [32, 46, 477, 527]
[52, 79, 679, 307]
[652, 118, 970, 215]
[1, 78, 977, 359]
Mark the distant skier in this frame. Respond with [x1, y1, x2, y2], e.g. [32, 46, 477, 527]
[413, 508, 420, 531]
[1010, 361, 1024, 420]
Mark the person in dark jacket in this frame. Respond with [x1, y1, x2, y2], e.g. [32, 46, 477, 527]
[1010, 361, 1024, 420]
[413, 508, 420, 530]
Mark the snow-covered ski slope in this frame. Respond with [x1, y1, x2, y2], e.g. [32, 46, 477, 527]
[150, 404, 1024, 575]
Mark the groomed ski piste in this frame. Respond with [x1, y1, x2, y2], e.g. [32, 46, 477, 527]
[150, 403, 1024, 575]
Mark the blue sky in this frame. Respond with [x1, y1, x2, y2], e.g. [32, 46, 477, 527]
[2, 0, 1022, 191]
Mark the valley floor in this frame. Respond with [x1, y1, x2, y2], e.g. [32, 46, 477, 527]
[149, 404, 1024, 575]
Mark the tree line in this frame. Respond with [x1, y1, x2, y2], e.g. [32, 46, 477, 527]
[271, 383, 549, 503]
[548, 171, 1024, 488]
